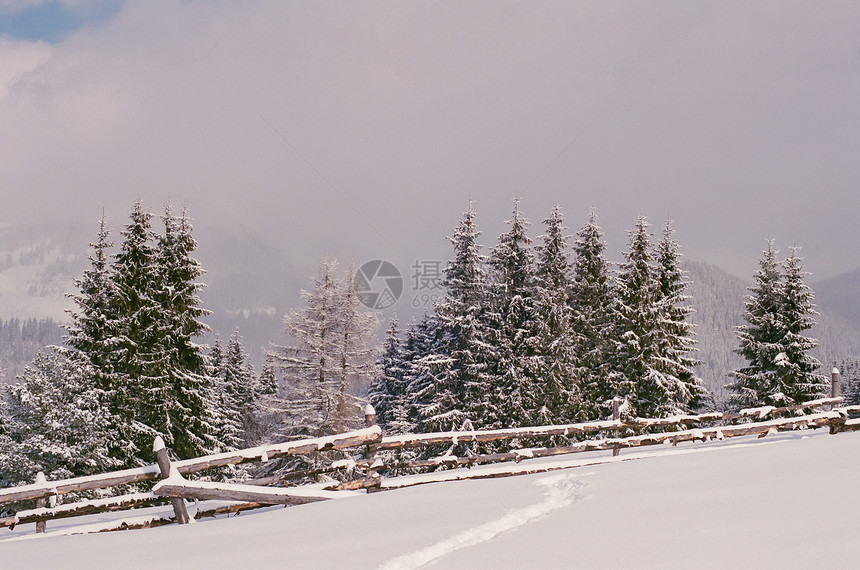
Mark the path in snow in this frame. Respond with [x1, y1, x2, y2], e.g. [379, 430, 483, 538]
[377, 471, 587, 570]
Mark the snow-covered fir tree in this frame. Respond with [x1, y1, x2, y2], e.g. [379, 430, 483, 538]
[97, 200, 163, 462]
[257, 354, 279, 397]
[62, 214, 136, 464]
[482, 201, 543, 429]
[570, 209, 616, 420]
[533, 204, 579, 424]
[728, 242, 826, 407]
[0, 347, 124, 487]
[65, 214, 115, 375]
[226, 331, 262, 444]
[410, 203, 491, 434]
[728, 241, 784, 408]
[368, 318, 406, 430]
[152, 205, 217, 459]
[368, 315, 433, 470]
[395, 314, 439, 435]
[771, 247, 827, 403]
[207, 336, 243, 452]
[838, 359, 860, 406]
[60, 202, 222, 467]
[209, 331, 263, 450]
[651, 220, 705, 412]
[611, 216, 701, 418]
[611, 216, 659, 417]
[248, 354, 282, 445]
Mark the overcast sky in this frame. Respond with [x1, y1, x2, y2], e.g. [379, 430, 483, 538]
[1, 0, 858, 283]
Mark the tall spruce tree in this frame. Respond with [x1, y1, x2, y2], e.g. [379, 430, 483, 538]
[63, 214, 138, 463]
[398, 314, 439, 435]
[727, 240, 786, 408]
[65, 214, 115, 374]
[208, 336, 241, 451]
[248, 354, 281, 445]
[839, 359, 860, 406]
[651, 220, 705, 413]
[3, 202, 223, 479]
[153, 206, 216, 458]
[570, 209, 615, 420]
[533, 204, 579, 423]
[728, 242, 827, 407]
[106, 200, 163, 461]
[483, 201, 542, 428]
[368, 318, 405, 429]
[771, 247, 827, 403]
[258, 355, 279, 397]
[227, 331, 261, 440]
[209, 331, 260, 449]
[411, 203, 491, 434]
[64, 202, 220, 466]
[612, 216, 659, 417]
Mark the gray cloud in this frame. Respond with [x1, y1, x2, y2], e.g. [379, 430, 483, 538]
[1, 0, 858, 281]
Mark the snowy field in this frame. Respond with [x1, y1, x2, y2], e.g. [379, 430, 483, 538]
[2, 429, 858, 569]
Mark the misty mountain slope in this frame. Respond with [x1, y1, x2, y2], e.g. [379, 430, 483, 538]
[813, 268, 860, 358]
[683, 260, 748, 401]
[192, 224, 307, 367]
[0, 223, 90, 320]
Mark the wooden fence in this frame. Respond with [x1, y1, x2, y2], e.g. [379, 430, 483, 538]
[0, 426, 382, 531]
[2, 397, 858, 534]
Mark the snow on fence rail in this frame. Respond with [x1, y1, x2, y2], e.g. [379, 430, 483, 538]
[373, 397, 845, 451]
[364, 407, 860, 487]
[0, 426, 382, 505]
[0, 426, 381, 531]
[3, 398, 858, 534]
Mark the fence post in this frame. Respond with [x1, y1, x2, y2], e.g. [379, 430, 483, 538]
[34, 472, 47, 534]
[153, 437, 190, 525]
[612, 399, 621, 457]
[364, 404, 379, 479]
[832, 367, 841, 399]
[364, 404, 377, 428]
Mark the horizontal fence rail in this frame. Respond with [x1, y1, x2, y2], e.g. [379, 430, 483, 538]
[0, 426, 381, 505]
[374, 397, 845, 451]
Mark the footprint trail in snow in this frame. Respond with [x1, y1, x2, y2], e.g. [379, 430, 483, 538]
[377, 472, 587, 570]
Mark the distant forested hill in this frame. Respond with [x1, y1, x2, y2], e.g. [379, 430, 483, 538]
[683, 261, 748, 404]
[0, 317, 64, 387]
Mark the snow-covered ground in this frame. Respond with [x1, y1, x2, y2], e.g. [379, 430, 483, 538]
[2, 429, 858, 569]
